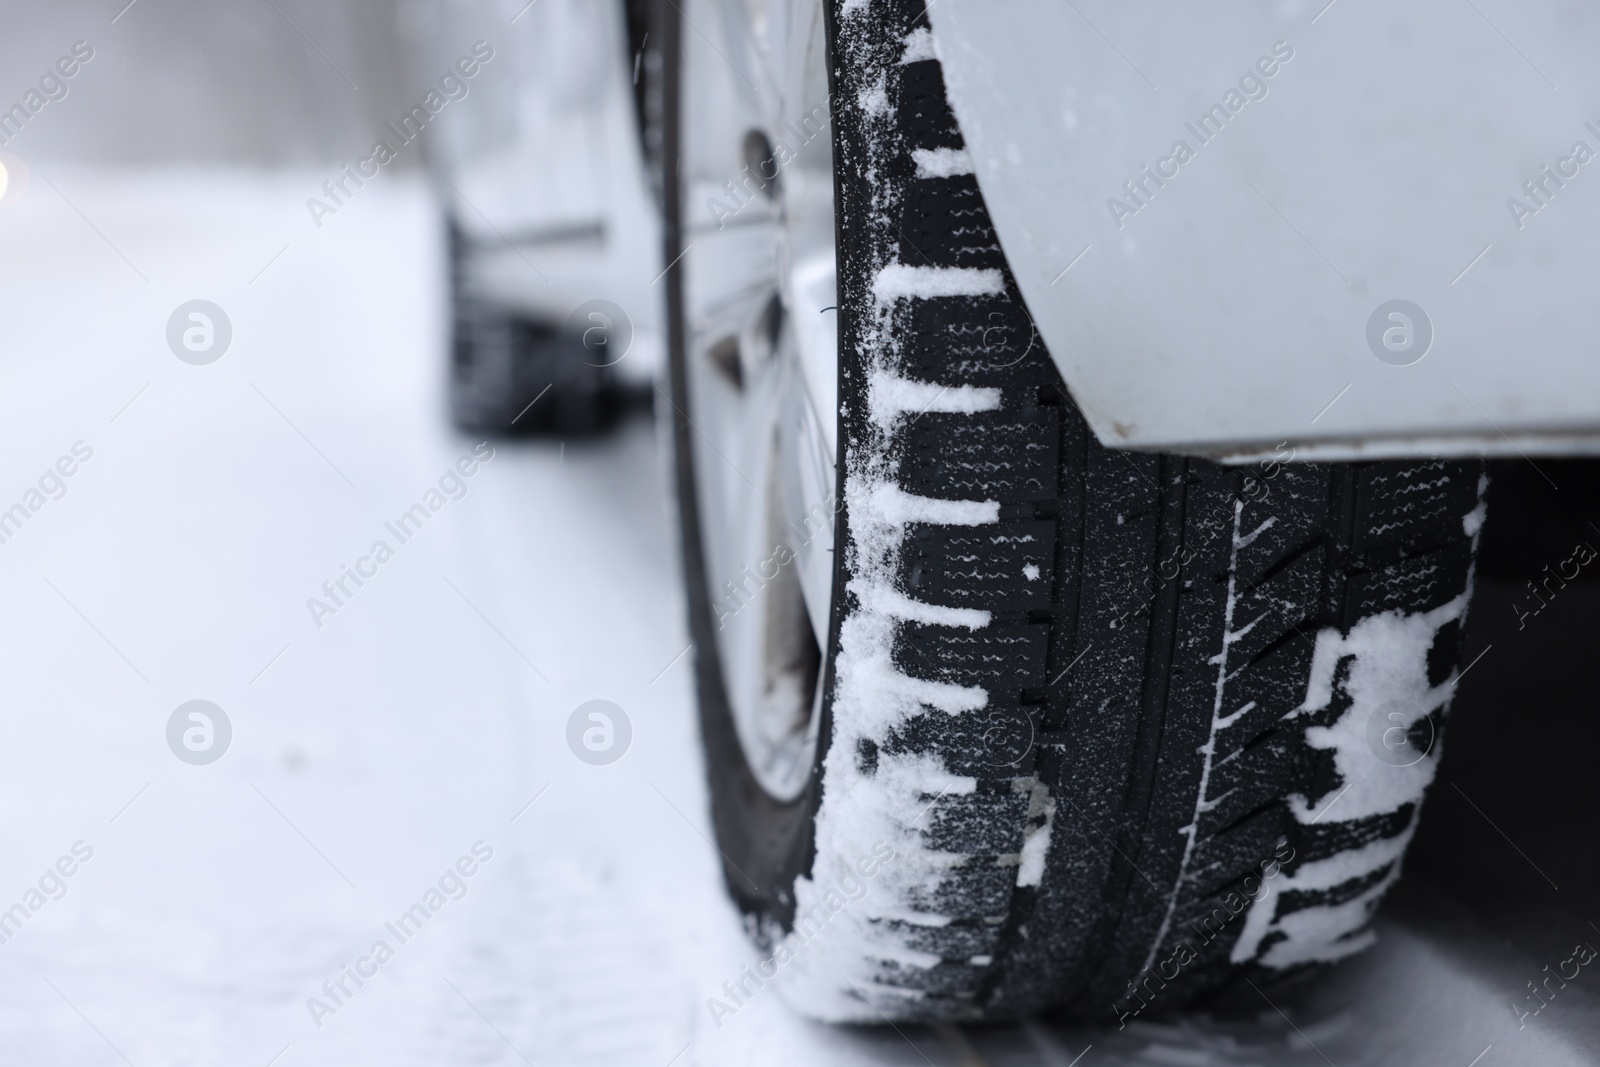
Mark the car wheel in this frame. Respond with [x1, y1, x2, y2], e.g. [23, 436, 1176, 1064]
[446, 222, 626, 435]
[662, 0, 1487, 1022]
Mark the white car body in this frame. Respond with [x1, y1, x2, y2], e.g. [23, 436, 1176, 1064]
[412, 0, 663, 382]
[930, 0, 1600, 461]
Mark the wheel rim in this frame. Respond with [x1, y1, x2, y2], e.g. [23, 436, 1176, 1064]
[680, 0, 838, 802]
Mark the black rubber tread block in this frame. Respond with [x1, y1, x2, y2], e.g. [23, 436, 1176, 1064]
[1172, 892, 1259, 956]
[900, 176, 1006, 270]
[898, 410, 1059, 504]
[988, 448, 1168, 1015]
[1426, 618, 1466, 687]
[1196, 730, 1306, 844]
[919, 785, 1033, 855]
[884, 703, 1037, 778]
[1225, 549, 1324, 666]
[1212, 638, 1318, 751]
[899, 59, 963, 149]
[877, 917, 1004, 960]
[1352, 460, 1481, 556]
[899, 521, 1058, 613]
[1186, 807, 1293, 903]
[1236, 465, 1332, 580]
[892, 622, 1051, 706]
[903, 860, 1016, 918]
[1342, 539, 1475, 624]
[901, 297, 1041, 386]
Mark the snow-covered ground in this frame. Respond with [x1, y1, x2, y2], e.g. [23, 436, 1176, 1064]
[0, 167, 889, 1067]
[0, 169, 1593, 1067]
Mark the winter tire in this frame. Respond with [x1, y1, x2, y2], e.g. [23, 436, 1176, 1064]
[663, 0, 1487, 1022]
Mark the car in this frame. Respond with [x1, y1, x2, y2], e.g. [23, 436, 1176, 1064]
[429, 0, 1600, 1025]
[411, 0, 661, 434]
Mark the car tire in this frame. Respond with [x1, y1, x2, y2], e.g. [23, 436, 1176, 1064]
[446, 223, 626, 436]
[663, 0, 1487, 1022]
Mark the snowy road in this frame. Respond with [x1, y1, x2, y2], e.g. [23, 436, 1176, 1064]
[1, 171, 1593, 1067]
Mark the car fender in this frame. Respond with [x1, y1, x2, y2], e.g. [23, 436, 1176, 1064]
[929, 0, 1600, 461]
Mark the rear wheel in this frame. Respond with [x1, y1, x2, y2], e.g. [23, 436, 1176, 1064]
[664, 0, 1487, 1021]
[447, 224, 627, 436]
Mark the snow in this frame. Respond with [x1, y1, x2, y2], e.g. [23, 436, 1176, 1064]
[867, 370, 999, 429]
[779, 746, 973, 1019]
[911, 147, 975, 179]
[857, 74, 891, 119]
[1463, 474, 1489, 536]
[899, 28, 939, 65]
[861, 584, 991, 630]
[872, 263, 1005, 301]
[1288, 595, 1468, 824]
[831, 612, 989, 720]
[862, 481, 999, 527]
[1015, 779, 1056, 888]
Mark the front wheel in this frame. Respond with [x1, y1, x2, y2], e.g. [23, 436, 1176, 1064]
[664, 0, 1486, 1022]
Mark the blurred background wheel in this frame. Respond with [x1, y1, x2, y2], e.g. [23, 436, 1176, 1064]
[447, 223, 628, 436]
